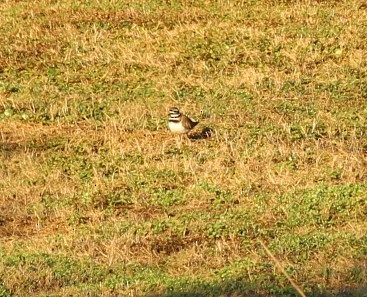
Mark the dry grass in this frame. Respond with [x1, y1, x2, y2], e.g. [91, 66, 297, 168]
[1, 0, 367, 296]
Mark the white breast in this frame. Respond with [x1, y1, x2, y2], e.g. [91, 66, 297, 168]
[168, 121, 188, 134]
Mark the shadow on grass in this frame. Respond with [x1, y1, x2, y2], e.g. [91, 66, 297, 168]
[189, 127, 214, 140]
[146, 279, 367, 297]
[1, 142, 21, 158]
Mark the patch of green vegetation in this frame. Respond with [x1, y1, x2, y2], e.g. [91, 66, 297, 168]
[1, 252, 127, 293]
[276, 183, 367, 228]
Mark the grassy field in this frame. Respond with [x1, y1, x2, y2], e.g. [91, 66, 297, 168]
[1, 0, 367, 296]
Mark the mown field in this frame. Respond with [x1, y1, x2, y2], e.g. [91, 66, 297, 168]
[1, 0, 367, 296]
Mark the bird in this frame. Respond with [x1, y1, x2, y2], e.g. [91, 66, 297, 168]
[168, 107, 199, 134]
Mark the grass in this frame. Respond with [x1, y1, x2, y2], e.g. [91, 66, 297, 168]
[0, 0, 367, 296]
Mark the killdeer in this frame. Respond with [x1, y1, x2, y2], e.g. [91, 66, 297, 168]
[168, 107, 199, 134]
